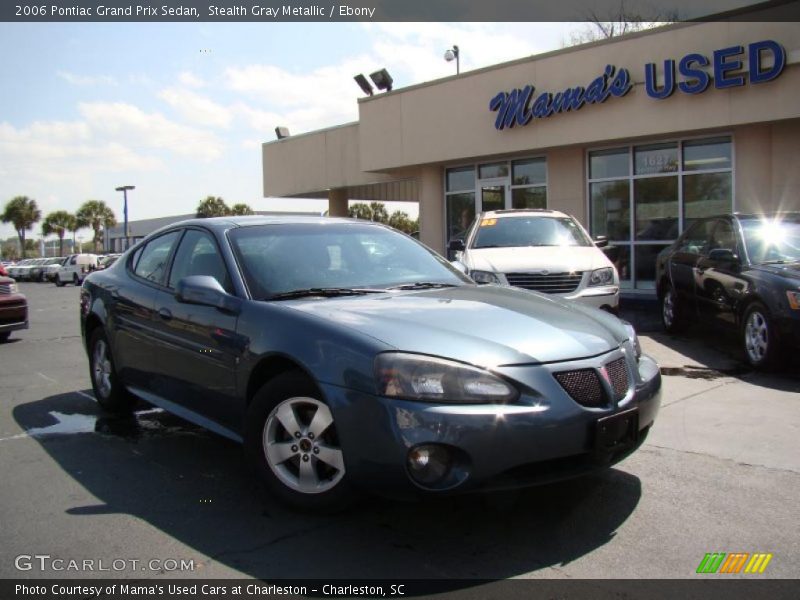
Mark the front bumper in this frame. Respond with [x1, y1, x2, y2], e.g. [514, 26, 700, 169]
[564, 285, 620, 313]
[0, 296, 29, 333]
[324, 349, 660, 498]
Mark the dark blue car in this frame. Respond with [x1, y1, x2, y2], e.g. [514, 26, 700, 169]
[80, 216, 661, 509]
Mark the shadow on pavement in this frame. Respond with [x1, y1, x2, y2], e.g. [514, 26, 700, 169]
[14, 391, 644, 584]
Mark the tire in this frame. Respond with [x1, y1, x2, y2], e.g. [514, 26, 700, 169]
[244, 371, 353, 511]
[88, 328, 136, 413]
[742, 302, 783, 370]
[661, 285, 687, 333]
[73, 273, 80, 285]
[0, 331, 10, 343]
[55, 274, 65, 287]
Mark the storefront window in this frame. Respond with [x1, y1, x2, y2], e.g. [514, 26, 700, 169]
[634, 245, 670, 289]
[590, 148, 629, 179]
[683, 137, 732, 171]
[512, 158, 546, 185]
[683, 172, 732, 228]
[446, 192, 475, 242]
[635, 143, 678, 175]
[591, 180, 630, 241]
[512, 187, 546, 209]
[447, 167, 475, 192]
[478, 162, 509, 179]
[634, 177, 679, 240]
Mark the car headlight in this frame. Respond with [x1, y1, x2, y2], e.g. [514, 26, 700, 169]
[787, 290, 800, 310]
[620, 320, 642, 359]
[470, 270, 500, 285]
[375, 353, 518, 404]
[589, 267, 615, 287]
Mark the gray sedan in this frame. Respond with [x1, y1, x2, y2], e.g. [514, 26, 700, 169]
[80, 216, 661, 510]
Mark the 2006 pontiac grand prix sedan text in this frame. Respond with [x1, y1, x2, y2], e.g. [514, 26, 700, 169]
[80, 216, 661, 509]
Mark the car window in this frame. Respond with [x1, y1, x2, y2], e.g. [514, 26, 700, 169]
[168, 229, 232, 293]
[710, 219, 737, 252]
[69, 256, 77, 265]
[676, 220, 714, 255]
[133, 231, 180, 285]
[471, 216, 592, 249]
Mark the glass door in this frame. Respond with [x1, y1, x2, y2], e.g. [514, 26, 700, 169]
[481, 184, 506, 212]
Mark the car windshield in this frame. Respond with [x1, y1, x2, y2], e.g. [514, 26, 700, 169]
[740, 216, 800, 264]
[229, 222, 470, 300]
[471, 216, 592, 249]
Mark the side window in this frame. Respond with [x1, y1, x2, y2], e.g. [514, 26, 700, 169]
[168, 229, 232, 293]
[133, 231, 180, 285]
[710, 219, 736, 252]
[676, 220, 713, 255]
[69, 256, 77, 265]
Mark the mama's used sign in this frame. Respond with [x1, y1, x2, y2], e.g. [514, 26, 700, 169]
[490, 40, 786, 131]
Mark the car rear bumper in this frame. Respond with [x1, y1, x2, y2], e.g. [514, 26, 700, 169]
[0, 296, 29, 333]
[323, 351, 660, 499]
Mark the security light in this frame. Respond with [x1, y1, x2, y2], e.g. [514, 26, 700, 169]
[354, 74, 374, 96]
[369, 69, 393, 92]
[275, 126, 290, 139]
[444, 45, 460, 74]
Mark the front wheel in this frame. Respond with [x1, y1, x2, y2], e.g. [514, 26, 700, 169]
[88, 328, 136, 413]
[742, 302, 782, 370]
[661, 285, 687, 333]
[0, 331, 10, 343]
[244, 371, 353, 511]
[55, 275, 65, 287]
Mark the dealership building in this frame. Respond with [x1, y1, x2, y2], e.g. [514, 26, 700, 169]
[262, 14, 800, 293]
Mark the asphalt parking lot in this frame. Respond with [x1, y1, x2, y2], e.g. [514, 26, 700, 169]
[1, 282, 798, 581]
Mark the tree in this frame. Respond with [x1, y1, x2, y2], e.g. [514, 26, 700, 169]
[348, 203, 373, 220]
[1, 196, 41, 259]
[565, 0, 677, 46]
[42, 211, 77, 257]
[387, 210, 418, 234]
[230, 203, 254, 216]
[196, 196, 229, 218]
[76, 200, 116, 253]
[2, 241, 19, 261]
[369, 202, 389, 224]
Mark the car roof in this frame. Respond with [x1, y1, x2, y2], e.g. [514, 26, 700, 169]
[480, 209, 570, 219]
[145, 215, 385, 238]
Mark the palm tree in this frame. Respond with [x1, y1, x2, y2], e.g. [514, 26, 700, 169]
[1, 196, 41, 259]
[76, 200, 116, 253]
[230, 203, 254, 216]
[196, 196, 229, 218]
[42, 211, 77, 257]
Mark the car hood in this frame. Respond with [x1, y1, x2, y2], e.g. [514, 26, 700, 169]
[464, 245, 611, 274]
[288, 285, 626, 367]
[751, 261, 800, 281]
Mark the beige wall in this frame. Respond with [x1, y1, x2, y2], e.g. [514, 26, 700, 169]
[418, 167, 445, 254]
[546, 147, 587, 223]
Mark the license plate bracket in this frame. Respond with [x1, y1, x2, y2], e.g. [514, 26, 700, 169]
[594, 407, 639, 455]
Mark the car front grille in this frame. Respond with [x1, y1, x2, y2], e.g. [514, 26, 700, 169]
[0, 283, 15, 294]
[504, 272, 583, 294]
[554, 357, 630, 407]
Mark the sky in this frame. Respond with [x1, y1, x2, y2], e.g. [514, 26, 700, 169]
[0, 21, 584, 242]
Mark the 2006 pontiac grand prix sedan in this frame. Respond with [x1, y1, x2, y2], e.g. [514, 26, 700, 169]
[80, 216, 661, 509]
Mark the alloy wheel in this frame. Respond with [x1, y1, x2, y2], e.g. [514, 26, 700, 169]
[92, 339, 113, 399]
[262, 397, 345, 494]
[744, 310, 769, 364]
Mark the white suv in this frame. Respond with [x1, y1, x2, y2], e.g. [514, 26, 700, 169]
[55, 254, 99, 286]
[450, 209, 619, 313]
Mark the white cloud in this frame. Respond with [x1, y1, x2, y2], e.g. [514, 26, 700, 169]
[178, 71, 205, 88]
[158, 87, 232, 128]
[57, 71, 118, 86]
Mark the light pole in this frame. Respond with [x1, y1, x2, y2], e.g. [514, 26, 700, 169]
[115, 185, 135, 251]
[444, 45, 460, 74]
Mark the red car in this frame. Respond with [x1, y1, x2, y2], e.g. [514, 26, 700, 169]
[0, 276, 28, 342]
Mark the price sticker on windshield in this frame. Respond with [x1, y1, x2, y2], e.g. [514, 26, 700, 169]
[480, 219, 497, 227]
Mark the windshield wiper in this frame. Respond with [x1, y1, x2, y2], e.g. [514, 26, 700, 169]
[387, 282, 459, 291]
[266, 287, 385, 301]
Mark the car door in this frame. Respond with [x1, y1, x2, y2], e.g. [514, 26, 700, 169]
[150, 228, 242, 432]
[695, 218, 746, 326]
[112, 231, 181, 392]
[667, 219, 713, 316]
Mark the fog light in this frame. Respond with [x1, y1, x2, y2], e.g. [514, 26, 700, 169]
[407, 444, 452, 486]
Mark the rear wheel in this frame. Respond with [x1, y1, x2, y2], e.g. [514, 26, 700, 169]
[244, 371, 353, 511]
[742, 302, 782, 370]
[661, 285, 687, 333]
[88, 328, 136, 413]
[0, 332, 10, 343]
[73, 273, 80, 285]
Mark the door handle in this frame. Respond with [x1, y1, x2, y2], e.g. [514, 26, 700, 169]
[157, 307, 172, 321]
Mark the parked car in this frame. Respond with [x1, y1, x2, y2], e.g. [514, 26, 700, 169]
[97, 254, 121, 270]
[55, 253, 99, 286]
[0, 276, 28, 342]
[656, 212, 800, 369]
[450, 209, 620, 313]
[43, 257, 68, 282]
[29, 257, 61, 282]
[8, 258, 36, 281]
[80, 216, 661, 509]
[0, 263, 7, 277]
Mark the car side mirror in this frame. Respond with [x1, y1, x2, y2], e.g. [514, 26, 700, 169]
[594, 235, 609, 248]
[708, 248, 739, 263]
[175, 275, 241, 315]
[448, 239, 466, 253]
